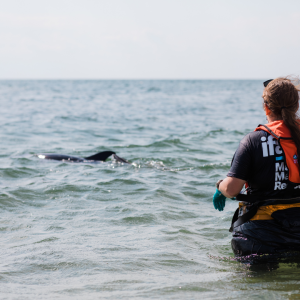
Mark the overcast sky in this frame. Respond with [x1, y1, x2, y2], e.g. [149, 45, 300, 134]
[1, 0, 300, 79]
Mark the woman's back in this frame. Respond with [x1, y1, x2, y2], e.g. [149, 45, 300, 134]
[229, 121, 300, 199]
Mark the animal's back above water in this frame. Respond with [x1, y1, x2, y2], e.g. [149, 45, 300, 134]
[36, 151, 129, 163]
[37, 154, 86, 162]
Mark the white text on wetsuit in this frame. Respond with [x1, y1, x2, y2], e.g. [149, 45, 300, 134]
[261, 136, 287, 190]
[261, 135, 282, 157]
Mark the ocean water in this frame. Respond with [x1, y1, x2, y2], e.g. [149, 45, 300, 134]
[1, 80, 299, 299]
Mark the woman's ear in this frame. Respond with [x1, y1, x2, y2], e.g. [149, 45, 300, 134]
[264, 103, 271, 116]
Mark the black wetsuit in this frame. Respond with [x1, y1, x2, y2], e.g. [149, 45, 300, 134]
[228, 131, 300, 256]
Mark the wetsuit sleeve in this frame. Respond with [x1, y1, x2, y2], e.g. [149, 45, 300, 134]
[227, 135, 252, 181]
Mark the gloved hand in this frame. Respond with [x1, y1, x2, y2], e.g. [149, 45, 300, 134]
[213, 188, 226, 211]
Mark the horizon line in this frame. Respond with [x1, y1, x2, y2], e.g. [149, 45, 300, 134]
[0, 78, 268, 81]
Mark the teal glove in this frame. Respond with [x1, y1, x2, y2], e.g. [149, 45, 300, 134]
[213, 188, 226, 211]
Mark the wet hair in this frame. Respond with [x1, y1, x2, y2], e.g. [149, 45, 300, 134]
[263, 77, 300, 161]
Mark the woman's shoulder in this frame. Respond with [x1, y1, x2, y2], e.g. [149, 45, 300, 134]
[239, 130, 267, 148]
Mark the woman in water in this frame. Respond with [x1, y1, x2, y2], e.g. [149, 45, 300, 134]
[214, 77, 300, 256]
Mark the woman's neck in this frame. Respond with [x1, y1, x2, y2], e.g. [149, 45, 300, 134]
[266, 115, 282, 123]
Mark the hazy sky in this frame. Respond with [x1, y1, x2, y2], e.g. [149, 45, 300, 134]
[1, 0, 300, 79]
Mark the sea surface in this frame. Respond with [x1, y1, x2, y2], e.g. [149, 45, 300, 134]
[1, 80, 300, 299]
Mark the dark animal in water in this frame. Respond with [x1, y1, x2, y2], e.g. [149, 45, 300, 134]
[36, 151, 129, 163]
